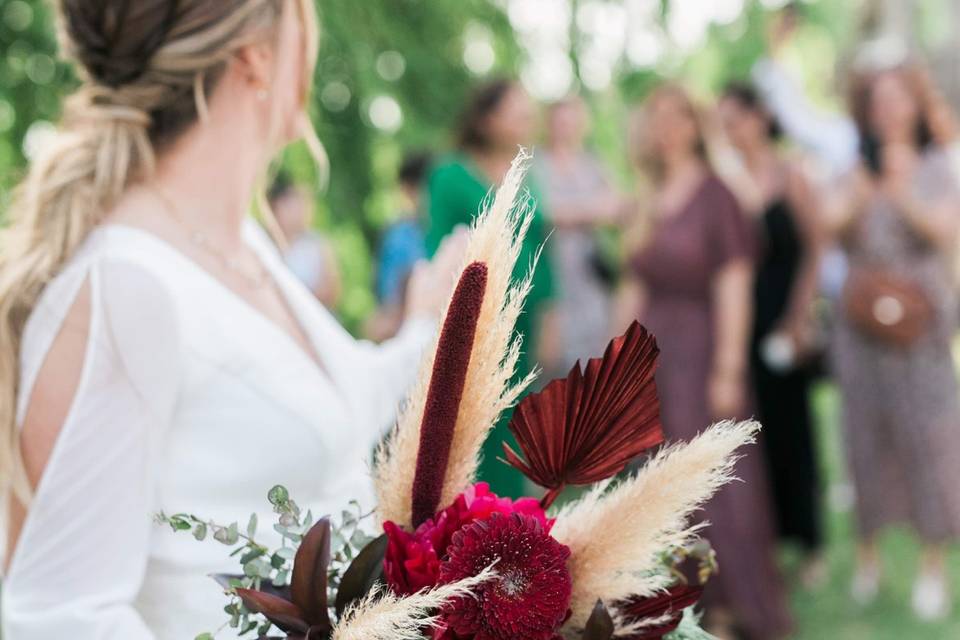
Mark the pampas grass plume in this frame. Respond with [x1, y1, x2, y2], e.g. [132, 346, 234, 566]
[375, 149, 538, 527]
[551, 420, 760, 628]
[331, 567, 496, 640]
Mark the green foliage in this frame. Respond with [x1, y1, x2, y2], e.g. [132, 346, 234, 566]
[0, 0, 74, 198]
[298, 1, 521, 327]
[664, 609, 717, 640]
[158, 487, 377, 638]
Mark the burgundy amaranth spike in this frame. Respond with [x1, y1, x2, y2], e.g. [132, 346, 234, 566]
[410, 261, 488, 527]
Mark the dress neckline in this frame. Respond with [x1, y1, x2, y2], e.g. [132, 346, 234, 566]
[95, 222, 334, 387]
[654, 173, 712, 226]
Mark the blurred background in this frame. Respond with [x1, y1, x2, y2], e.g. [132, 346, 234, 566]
[0, 0, 863, 330]
[6, 1, 960, 639]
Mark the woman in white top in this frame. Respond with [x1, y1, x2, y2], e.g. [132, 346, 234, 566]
[0, 1, 461, 638]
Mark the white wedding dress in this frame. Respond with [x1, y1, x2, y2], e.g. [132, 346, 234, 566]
[1, 220, 435, 639]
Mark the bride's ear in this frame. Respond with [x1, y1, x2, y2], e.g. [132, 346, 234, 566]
[232, 41, 275, 97]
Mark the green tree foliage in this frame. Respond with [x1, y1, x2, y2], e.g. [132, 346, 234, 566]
[0, 0, 73, 196]
[305, 1, 520, 324]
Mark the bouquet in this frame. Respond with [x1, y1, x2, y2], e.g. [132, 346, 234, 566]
[161, 151, 758, 640]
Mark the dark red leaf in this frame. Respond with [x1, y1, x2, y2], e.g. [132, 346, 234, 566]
[290, 518, 332, 629]
[582, 600, 615, 640]
[235, 588, 309, 634]
[411, 262, 488, 527]
[504, 321, 664, 506]
[334, 533, 388, 616]
[616, 584, 704, 639]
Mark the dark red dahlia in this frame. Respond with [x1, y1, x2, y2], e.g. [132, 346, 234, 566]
[438, 513, 572, 640]
[384, 483, 551, 596]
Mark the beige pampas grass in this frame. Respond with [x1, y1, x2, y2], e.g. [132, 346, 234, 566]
[331, 567, 496, 640]
[374, 149, 538, 527]
[551, 420, 760, 629]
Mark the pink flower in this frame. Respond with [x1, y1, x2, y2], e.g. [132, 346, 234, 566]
[384, 483, 551, 596]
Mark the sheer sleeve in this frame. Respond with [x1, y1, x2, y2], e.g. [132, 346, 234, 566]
[2, 257, 181, 639]
[752, 57, 860, 176]
[359, 315, 436, 432]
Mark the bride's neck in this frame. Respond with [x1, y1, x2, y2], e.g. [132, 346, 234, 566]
[149, 114, 267, 247]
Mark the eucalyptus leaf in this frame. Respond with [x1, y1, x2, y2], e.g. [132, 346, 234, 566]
[240, 548, 265, 565]
[268, 485, 289, 507]
[350, 529, 372, 549]
[170, 515, 192, 532]
[193, 522, 208, 541]
[242, 560, 261, 578]
[246, 513, 258, 538]
[273, 523, 303, 542]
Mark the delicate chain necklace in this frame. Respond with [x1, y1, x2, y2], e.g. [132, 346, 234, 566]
[149, 187, 271, 290]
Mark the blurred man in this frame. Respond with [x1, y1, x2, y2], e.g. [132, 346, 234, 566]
[366, 152, 431, 341]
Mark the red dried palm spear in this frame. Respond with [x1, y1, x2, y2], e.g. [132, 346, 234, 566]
[617, 584, 704, 639]
[504, 321, 664, 508]
[410, 262, 488, 527]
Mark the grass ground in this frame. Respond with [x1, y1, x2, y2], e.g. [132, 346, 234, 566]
[788, 385, 960, 639]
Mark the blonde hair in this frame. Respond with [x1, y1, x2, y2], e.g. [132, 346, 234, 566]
[630, 83, 708, 185]
[0, 0, 323, 503]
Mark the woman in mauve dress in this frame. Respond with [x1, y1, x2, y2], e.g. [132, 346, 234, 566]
[617, 84, 792, 640]
[825, 63, 960, 620]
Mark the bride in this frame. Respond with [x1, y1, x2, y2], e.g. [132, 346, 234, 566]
[0, 1, 463, 637]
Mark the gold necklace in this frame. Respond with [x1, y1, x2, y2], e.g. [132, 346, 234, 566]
[149, 187, 271, 290]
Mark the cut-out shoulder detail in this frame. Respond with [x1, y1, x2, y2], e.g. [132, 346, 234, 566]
[7, 278, 92, 569]
[4, 254, 181, 639]
[17, 247, 183, 429]
[20, 279, 91, 488]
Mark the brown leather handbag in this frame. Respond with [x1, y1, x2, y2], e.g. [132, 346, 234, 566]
[842, 267, 934, 347]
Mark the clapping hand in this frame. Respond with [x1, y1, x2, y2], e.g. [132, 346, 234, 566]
[405, 227, 470, 321]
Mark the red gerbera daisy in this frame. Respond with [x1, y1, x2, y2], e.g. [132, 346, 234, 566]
[438, 513, 572, 640]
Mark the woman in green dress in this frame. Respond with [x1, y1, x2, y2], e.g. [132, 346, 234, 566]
[425, 79, 556, 498]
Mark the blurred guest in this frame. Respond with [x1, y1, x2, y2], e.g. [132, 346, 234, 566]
[752, 4, 860, 179]
[270, 175, 341, 308]
[425, 79, 556, 498]
[367, 152, 430, 342]
[717, 83, 826, 584]
[824, 64, 960, 620]
[535, 96, 624, 373]
[618, 84, 791, 640]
